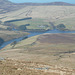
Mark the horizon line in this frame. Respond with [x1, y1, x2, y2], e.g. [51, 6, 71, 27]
[8, 0, 75, 4]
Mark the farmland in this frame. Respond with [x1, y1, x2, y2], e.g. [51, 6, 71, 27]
[0, 6, 75, 30]
[6, 18, 51, 30]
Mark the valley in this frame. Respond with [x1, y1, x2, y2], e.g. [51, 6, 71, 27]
[0, 0, 75, 75]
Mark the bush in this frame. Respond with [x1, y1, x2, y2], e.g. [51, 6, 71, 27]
[18, 25, 27, 31]
[57, 24, 66, 31]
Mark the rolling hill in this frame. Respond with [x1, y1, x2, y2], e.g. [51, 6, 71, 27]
[0, 0, 75, 14]
[1, 33, 75, 69]
[0, 5, 75, 30]
[0, 1, 75, 75]
[0, 0, 26, 14]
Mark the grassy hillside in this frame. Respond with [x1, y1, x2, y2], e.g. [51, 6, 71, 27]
[1, 33, 75, 69]
[0, 3, 75, 74]
[0, 6, 75, 30]
[1, 6, 75, 21]
[0, 0, 75, 14]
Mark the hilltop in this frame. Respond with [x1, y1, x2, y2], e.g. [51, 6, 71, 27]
[0, 0, 26, 14]
[0, 0, 75, 14]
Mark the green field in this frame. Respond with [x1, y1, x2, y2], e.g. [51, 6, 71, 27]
[0, 6, 75, 30]
[8, 16, 75, 30]
[8, 18, 52, 30]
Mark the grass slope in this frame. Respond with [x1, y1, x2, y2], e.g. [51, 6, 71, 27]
[0, 6, 75, 30]
[1, 33, 75, 68]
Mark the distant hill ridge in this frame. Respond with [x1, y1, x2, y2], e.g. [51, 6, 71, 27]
[0, 0, 75, 14]
[20, 2, 75, 6]
[1, 0, 75, 5]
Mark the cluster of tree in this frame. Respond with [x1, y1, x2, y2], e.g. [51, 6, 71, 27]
[56, 24, 66, 31]
[18, 25, 27, 31]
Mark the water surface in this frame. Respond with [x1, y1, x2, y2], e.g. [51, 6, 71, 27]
[1, 29, 75, 50]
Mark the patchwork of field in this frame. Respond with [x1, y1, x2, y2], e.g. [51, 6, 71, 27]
[8, 18, 51, 30]
[0, 6, 75, 30]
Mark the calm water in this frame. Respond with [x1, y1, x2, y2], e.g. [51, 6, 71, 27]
[28, 29, 75, 37]
[0, 36, 25, 49]
[1, 29, 75, 50]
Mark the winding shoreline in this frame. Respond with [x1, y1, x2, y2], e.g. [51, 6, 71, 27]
[0, 36, 27, 50]
[1, 29, 75, 50]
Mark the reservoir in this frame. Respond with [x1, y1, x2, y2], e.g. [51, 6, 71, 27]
[0, 29, 75, 50]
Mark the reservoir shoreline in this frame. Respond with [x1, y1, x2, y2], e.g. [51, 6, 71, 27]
[1, 29, 75, 50]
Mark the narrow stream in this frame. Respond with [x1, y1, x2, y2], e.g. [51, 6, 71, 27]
[1, 29, 75, 50]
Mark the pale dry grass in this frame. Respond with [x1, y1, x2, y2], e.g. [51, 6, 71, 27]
[1, 6, 75, 22]
[0, 59, 74, 75]
[1, 34, 75, 69]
